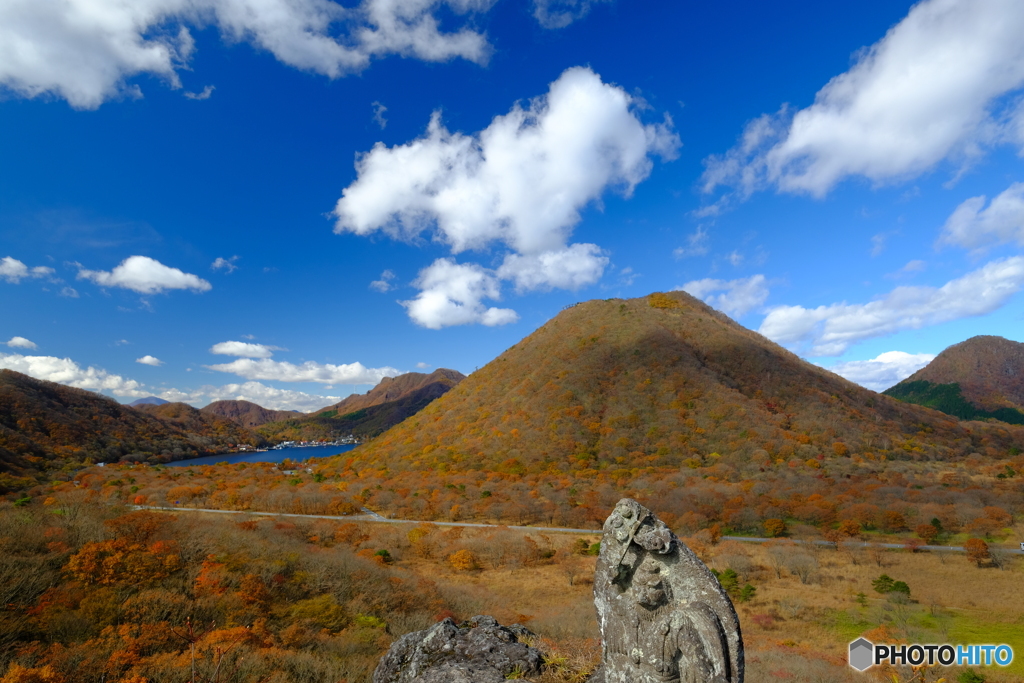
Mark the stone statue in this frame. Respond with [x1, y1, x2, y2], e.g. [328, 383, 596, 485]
[590, 498, 743, 683]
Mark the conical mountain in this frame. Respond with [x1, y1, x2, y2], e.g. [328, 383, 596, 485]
[884, 335, 1024, 424]
[340, 292, 1022, 478]
[200, 400, 302, 427]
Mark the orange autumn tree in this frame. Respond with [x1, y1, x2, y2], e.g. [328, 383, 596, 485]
[66, 538, 181, 586]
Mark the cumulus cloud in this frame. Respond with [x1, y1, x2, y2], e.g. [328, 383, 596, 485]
[206, 357, 401, 384]
[0, 352, 147, 397]
[211, 256, 239, 273]
[335, 66, 679, 326]
[369, 269, 397, 292]
[677, 275, 768, 318]
[77, 255, 211, 294]
[209, 341, 283, 358]
[5, 336, 37, 349]
[136, 355, 164, 366]
[160, 381, 340, 412]
[497, 244, 609, 293]
[401, 258, 518, 329]
[532, 0, 611, 29]
[939, 181, 1024, 251]
[415, 361, 431, 369]
[825, 351, 936, 392]
[0, 257, 54, 283]
[0, 0, 497, 110]
[759, 256, 1024, 356]
[703, 0, 1024, 198]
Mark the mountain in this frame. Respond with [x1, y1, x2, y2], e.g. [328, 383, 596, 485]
[337, 292, 1023, 479]
[315, 368, 466, 415]
[128, 396, 169, 407]
[884, 335, 1024, 424]
[258, 369, 465, 441]
[200, 400, 304, 428]
[0, 369, 264, 491]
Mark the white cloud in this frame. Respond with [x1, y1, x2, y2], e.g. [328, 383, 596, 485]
[372, 101, 388, 129]
[401, 258, 518, 329]
[369, 269, 397, 292]
[211, 255, 239, 273]
[209, 340, 283, 358]
[59, 286, 80, 298]
[939, 181, 1024, 251]
[415, 361, 431, 369]
[0, 0, 496, 110]
[497, 243, 609, 293]
[334, 66, 678, 325]
[532, 0, 611, 29]
[0, 352, 147, 397]
[703, 0, 1024, 198]
[206, 357, 401, 384]
[726, 250, 743, 267]
[78, 255, 212, 294]
[673, 226, 710, 259]
[825, 351, 936, 392]
[677, 275, 768, 318]
[5, 336, 37, 349]
[0, 256, 54, 283]
[336, 67, 678, 255]
[185, 85, 215, 100]
[161, 381, 339, 412]
[759, 255, 1024, 356]
[136, 355, 164, 366]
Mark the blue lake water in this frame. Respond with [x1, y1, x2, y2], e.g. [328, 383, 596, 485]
[166, 444, 359, 467]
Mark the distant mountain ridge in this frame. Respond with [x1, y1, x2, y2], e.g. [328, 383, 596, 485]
[315, 368, 466, 416]
[259, 368, 465, 441]
[0, 370, 264, 491]
[129, 396, 169, 407]
[200, 400, 303, 428]
[884, 335, 1024, 424]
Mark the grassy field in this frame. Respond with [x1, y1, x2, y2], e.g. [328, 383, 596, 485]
[372, 521, 1024, 683]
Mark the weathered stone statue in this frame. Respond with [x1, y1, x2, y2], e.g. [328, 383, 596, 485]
[590, 498, 743, 683]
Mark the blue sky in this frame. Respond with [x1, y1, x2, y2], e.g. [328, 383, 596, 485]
[2, 0, 1024, 410]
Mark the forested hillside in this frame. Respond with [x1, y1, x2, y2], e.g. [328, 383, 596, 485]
[0, 371, 263, 491]
[342, 292, 1023, 478]
[200, 400, 302, 428]
[258, 369, 465, 442]
[885, 335, 1024, 424]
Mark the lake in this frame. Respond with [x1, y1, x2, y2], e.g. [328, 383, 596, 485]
[166, 444, 359, 467]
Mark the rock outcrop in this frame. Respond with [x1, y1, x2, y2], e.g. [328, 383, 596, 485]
[372, 615, 543, 683]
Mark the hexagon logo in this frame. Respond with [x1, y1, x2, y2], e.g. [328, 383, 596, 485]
[849, 638, 874, 671]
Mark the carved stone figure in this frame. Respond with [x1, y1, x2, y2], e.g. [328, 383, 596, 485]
[590, 498, 743, 683]
[372, 615, 543, 683]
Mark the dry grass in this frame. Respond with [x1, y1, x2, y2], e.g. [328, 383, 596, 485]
[386, 528, 1024, 683]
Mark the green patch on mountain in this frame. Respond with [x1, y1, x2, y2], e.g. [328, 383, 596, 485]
[884, 380, 1024, 425]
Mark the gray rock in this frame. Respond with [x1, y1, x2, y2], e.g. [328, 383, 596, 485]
[593, 498, 744, 683]
[372, 615, 544, 683]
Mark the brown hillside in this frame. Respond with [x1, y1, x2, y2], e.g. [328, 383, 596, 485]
[339, 292, 1023, 480]
[260, 373, 464, 442]
[200, 399, 303, 428]
[900, 335, 1024, 412]
[315, 368, 466, 415]
[0, 370, 263, 490]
